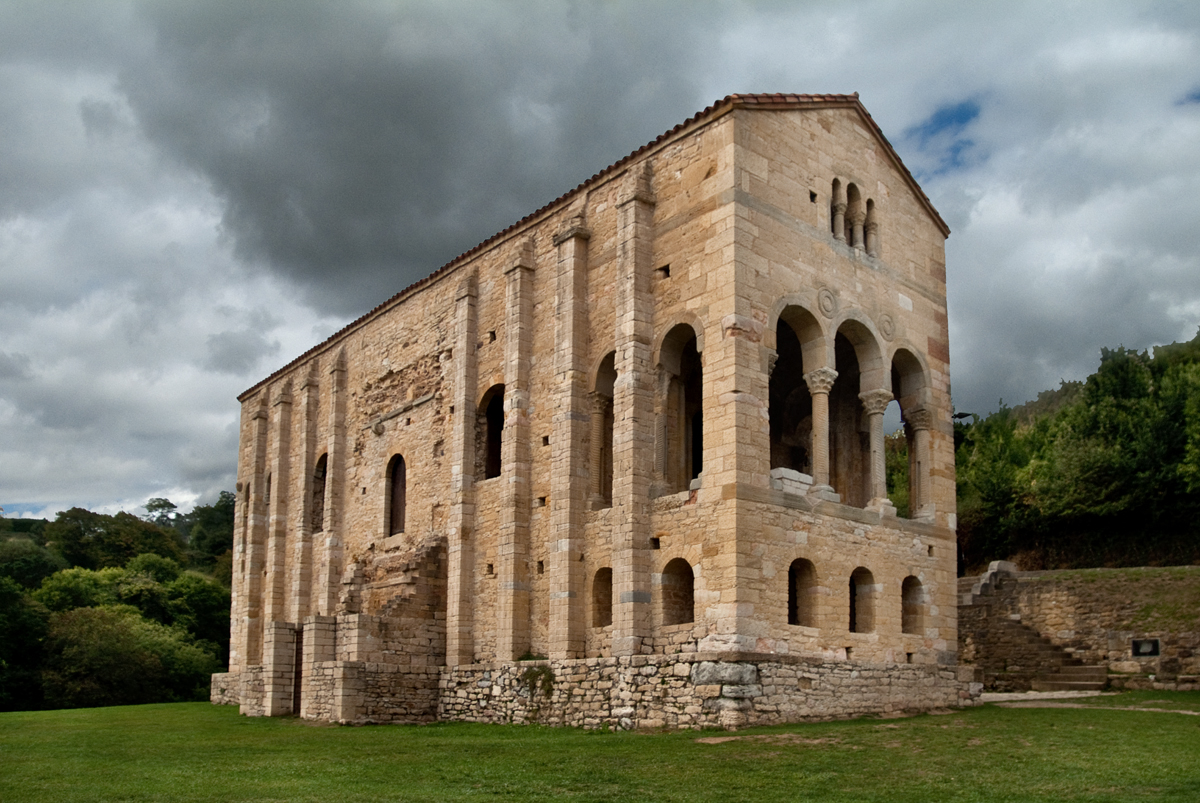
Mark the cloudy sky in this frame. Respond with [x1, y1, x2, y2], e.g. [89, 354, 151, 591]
[3, 1, 1199, 518]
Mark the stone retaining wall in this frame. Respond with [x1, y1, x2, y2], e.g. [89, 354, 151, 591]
[438, 653, 978, 730]
[959, 563, 1200, 690]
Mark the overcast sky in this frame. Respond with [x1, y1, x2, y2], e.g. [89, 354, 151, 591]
[3, 0, 1200, 518]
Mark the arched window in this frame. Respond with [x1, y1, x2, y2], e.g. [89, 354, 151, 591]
[787, 558, 817, 627]
[661, 558, 695, 625]
[387, 454, 406, 535]
[478, 384, 505, 480]
[769, 308, 823, 475]
[902, 576, 925, 635]
[592, 567, 613, 627]
[592, 352, 616, 507]
[657, 324, 702, 493]
[849, 567, 875, 633]
[311, 454, 327, 533]
[829, 322, 885, 509]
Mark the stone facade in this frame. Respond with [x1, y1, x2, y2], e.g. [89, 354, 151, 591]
[214, 93, 973, 726]
[959, 561, 1200, 691]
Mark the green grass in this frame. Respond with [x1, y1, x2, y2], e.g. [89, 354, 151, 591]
[2, 695, 1199, 802]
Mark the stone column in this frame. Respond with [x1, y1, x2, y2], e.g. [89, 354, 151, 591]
[446, 276, 478, 666]
[906, 407, 935, 520]
[832, 182, 847, 243]
[497, 240, 535, 661]
[849, 209, 866, 250]
[612, 162, 655, 656]
[588, 392, 611, 506]
[865, 220, 879, 258]
[550, 216, 590, 659]
[264, 381, 292, 624]
[316, 351, 346, 616]
[803, 367, 838, 498]
[859, 388, 895, 515]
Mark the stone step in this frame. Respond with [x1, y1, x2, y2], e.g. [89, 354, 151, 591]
[1030, 678, 1107, 692]
[1053, 666, 1108, 678]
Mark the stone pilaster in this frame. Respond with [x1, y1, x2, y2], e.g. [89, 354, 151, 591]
[859, 388, 895, 515]
[316, 351, 346, 615]
[550, 217, 590, 659]
[612, 162, 655, 656]
[446, 276, 478, 666]
[291, 365, 319, 622]
[262, 620, 298, 716]
[235, 397, 270, 669]
[264, 381, 292, 624]
[803, 367, 838, 498]
[497, 240, 535, 661]
[299, 614, 336, 719]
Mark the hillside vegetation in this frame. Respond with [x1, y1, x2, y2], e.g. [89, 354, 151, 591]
[955, 331, 1200, 573]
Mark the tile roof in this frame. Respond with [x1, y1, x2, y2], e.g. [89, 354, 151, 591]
[240, 93, 946, 400]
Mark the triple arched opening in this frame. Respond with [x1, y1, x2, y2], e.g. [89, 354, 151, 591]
[830, 178, 879, 257]
[769, 304, 932, 516]
[787, 560, 927, 639]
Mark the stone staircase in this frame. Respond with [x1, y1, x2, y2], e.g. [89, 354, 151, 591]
[960, 563, 1108, 692]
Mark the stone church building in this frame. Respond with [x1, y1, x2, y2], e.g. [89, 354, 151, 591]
[211, 94, 978, 728]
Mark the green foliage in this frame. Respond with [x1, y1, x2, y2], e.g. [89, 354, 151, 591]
[46, 508, 184, 570]
[0, 535, 67, 589]
[0, 577, 49, 711]
[957, 331, 1200, 572]
[166, 573, 231, 663]
[33, 566, 123, 611]
[883, 431, 910, 518]
[39, 605, 219, 709]
[126, 553, 182, 583]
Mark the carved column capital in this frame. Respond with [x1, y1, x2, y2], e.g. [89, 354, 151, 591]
[848, 209, 866, 226]
[803, 367, 839, 395]
[765, 348, 779, 376]
[858, 388, 893, 416]
[590, 391, 612, 414]
[905, 407, 934, 431]
[832, 202, 847, 216]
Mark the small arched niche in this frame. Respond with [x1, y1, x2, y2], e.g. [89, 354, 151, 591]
[661, 557, 695, 626]
[849, 566, 875, 634]
[787, 558, 818, 627]
[592, 567, 613, 628]
[478, 384, 505, 480]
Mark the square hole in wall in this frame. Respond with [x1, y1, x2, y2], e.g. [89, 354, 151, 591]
[542, 435, 550, 446]
[906, 652, 913, 664]
[649, 537, 661, 550]
[809, 190, 817, 202]
[537, 496, 547, 508]
[488, 330, 497, 343]
[1132, 638, 1161, 657]
[486, 563, 494, 576]
[537, 560, 544, 575]
[927, 545, 934, 558]
[655, 265, 671, 279]
[845, 647, 853, 660]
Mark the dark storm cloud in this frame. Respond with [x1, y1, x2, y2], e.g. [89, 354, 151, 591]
[112, 1, 720, 316]
[4, 0, 1200, 517]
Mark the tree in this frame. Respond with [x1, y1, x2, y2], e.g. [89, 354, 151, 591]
[0, 577, 49, 711]
[0, 536, 67, 589]
[40, 605, 219, 709]
[46, 508, 184, 569]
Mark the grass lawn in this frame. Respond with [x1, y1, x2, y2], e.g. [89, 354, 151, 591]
[2, 692, 1198, 802]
